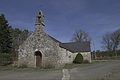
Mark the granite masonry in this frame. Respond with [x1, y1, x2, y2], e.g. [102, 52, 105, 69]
[18, 11, 91, 68]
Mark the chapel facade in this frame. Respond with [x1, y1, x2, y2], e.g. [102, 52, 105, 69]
[18, 11, 91, 68]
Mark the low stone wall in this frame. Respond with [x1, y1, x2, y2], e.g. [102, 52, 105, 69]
[57, 47, 92, 66]
[81, 52, 91, 63]
[67, 52, 92, 63]
[58, 47, 72, 65]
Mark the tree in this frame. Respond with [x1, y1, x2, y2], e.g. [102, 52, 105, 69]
[11, 28, 30, 54]
[71, 29, 90, 42]
[102, 29, 120, 56]
[0, 14, 30, 65]
[102, 33, 113, 51]
[0, 14, 12, 53]
[11, 28, 21, 52]
[111, 29, 120, 52]
[20, 29, 29, 44]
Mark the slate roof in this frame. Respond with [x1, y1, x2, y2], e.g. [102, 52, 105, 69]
[47, 34, 91, 53]
[47, 34, 61, 43]
[60, 42, 91, 53]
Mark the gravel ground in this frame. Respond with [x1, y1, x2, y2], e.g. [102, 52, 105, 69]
[70, 60, 120, 80]
[0, 69, 62, 80]
[0, 60, 120, 80]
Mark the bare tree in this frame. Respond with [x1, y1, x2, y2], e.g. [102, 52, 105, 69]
[111, 29, 120, 55]
[71, 29, 90, 42]
[102, 29, 120, 55]
[102, 33, 113, 51]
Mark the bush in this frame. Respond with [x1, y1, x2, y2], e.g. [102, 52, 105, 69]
[73, 53, 83, 64]
[0, 53, 12, 66]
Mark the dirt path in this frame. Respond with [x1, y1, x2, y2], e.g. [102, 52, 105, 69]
[70, 60, 120, 80]
[0, 70, 62, 80]
[0, 60, 120, 80]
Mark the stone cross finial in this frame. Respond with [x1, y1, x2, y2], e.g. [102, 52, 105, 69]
[36, 10, 45, 26]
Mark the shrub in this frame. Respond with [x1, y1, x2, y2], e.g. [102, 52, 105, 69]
[0, 53, 12, 66]
[73, 53, 83, 64]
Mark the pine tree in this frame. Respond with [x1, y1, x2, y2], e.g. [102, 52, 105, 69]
[0, 14, 12, 53]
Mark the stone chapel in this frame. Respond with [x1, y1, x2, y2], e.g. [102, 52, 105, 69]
[18, 11, 91, 68]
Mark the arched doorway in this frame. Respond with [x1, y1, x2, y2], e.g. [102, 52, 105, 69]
[34, 51, 42, 67]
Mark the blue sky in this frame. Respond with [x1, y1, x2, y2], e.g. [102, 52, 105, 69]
[0, 0, 120, 51]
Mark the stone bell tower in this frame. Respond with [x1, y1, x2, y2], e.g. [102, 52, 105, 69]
[35, 11, 45, 34]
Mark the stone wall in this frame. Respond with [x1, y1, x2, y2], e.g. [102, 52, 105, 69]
[18, 30, 64, 68]
[81, 52, 91, 63]
[18, 33, 36, 67]
[58, 47, 77, 65]
[62, 52, 92, 64]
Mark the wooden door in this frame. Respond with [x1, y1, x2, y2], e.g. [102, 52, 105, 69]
[35, 51, 42, 67]
[36, 55, 42, 67]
